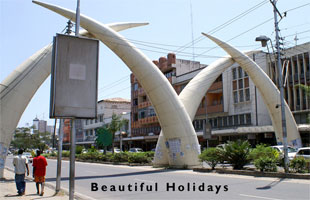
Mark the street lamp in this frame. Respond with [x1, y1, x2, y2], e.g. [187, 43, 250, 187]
[255, 34, 289, 173]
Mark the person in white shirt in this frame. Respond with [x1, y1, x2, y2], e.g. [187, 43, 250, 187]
[12, 149, 29, 196]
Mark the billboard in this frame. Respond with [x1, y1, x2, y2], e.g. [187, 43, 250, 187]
[50, 34, 99, 119]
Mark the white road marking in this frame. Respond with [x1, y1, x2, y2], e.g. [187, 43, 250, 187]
[134, 178, 156, 183]
[240, 194, 282, 200]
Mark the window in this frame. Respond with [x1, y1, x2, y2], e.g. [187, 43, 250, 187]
[133, 83, 138, 91]
[240, 114, 245, 125]
[99, 115, 103, 122]
[245, 88, 250, 101]
[232, 68, 237, 80]
[238, 67, 243, 78]
[246, 114, 251, 125]
[228, 116, 233, 126]
[239, 90, 244, 102]
[233, 91, 238, 103]
[85, 131, 88, 136]
[223, 117, 227, 127]
[218, 117, 223, 127]
[133, 113, 138, 121]
[133, 98, 138, 106]
[233, 80, 237, 90]
[244, 71, 248, 77]
[234, 115, 239, 125]
[238, 79, 243, 89]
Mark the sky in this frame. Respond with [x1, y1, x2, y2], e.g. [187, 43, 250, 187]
[1, 0, 309, 127]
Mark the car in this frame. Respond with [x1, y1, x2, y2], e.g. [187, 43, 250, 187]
[114, 148, 121, 153]
[129, 148, 143, 153]
[295, 147, 310, 160]
[271, 145, 297, 160]
[22, 152, 33, 163]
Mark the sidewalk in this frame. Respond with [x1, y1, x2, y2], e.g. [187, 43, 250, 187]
[0, 169, 69, 200]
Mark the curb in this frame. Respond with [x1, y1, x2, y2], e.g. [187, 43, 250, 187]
[193, 168, 310, 180]
[5, 167, 93, 200]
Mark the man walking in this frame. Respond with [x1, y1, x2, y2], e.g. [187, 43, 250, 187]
[32, 150, 47, 196]
[13, 149, 29, 196]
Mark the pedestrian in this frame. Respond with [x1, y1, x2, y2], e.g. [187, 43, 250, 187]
[32, 150, 48, 196]
[12, 149, 29, 196]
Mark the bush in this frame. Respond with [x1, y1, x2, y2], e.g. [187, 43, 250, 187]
[77, 151, 100, 161]
[76, 145, 84, 154]
[254, 156, 278, 172]
[199, 148, 221, 170]
[222, 140, 251, 169]
[111, 152, 129, 163]
[62, 151, 70, 157]
[50, 151, 57, 157]
[290, 157, 307, 173]
[41, 153, 49, 158]
[249, 144, 279, 160]
[128, 153, 150, 163]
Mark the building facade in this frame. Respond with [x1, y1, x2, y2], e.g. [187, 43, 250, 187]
[130, 43, 310, 150]
[73, 98, 131, 148]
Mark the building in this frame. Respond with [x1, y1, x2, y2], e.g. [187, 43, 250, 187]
[72, 98, 131, 148]
[129, 43, 310, 150]
[32, 117, 47, 133]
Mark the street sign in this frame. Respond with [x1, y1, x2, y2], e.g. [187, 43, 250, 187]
[50, 34, 99, 119]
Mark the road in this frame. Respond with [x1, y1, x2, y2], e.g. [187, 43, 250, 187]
[5, 155, 310, 200]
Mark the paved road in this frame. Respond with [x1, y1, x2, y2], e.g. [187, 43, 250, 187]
[5, 155, 310, 200]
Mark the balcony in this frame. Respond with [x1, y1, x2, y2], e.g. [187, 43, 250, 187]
[207, 104, 223, 114]
[138, 116, 158, 125]
[138, 101, 152, 109]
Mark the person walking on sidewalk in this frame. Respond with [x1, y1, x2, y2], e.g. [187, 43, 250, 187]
[32, 150, 48, 196]
[12, 149, 29, 196]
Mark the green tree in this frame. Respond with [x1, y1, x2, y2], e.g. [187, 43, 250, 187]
[199, 147, 221, 170]
[31, 129, 52, 151]
[106, 113, 127, 154]
[11, 127, 33, 150]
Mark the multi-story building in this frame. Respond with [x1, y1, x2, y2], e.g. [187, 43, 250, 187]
[78, 98, 131, 148]
[32, 117, 47, 133]
[129, 42, 310, 150]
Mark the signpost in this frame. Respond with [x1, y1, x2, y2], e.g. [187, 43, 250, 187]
[50, 8, 99, 197]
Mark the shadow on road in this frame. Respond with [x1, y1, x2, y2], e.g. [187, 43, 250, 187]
[256, 178, 285, 190]
[45, 169, 174, 182]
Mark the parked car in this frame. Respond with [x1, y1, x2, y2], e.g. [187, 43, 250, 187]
[129, 148, 143, 153]
[271, 145, 297, 160]
[22, 152, 33, 163]
[114, 148, 121, 153]
[295, 147, 310, 160]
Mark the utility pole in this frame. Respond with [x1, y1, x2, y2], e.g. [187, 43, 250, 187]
[271, 0, 289, 173]
[69, 1, 80, 199]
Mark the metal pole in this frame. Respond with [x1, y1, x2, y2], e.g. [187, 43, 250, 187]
[69, 119, 76, 200]
[272, 0, 289, 173]
[56, 119, 63, 193]
[52, 119, 57, 149]
[75, 0, 80, 37]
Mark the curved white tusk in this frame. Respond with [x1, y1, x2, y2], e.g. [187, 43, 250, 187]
[202, 33, 302, 148]
[32, 0, 201, 167]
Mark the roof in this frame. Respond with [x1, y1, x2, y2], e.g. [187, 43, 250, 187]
[98, 97, 130, 103]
